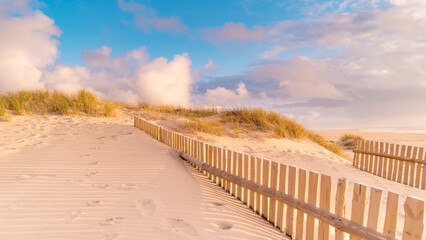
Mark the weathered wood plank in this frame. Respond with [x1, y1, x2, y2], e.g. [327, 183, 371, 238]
[402, 196, 424, 240]
[277, 163, 288, 232]
[350, 183, 367, 240]
[262, 159, 271, 220]
[286, 165, 297, 238]
[318, 174, 332, 240]
[383, 191, 399, 238]
[367, 187, 383, 231]
[335, 178, 348, 240]
[295, 168, 307, 240]
[269, 161, 279, 226]
[306, 171, 319, 240]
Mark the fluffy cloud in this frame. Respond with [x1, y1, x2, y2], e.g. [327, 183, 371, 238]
[0, 1, 194, 106]
[45, 47, 194, 106]
[203, 82, 250, 106]
[134, 53, 193, 106]
[201, 22, 266, 44]
[117, 0, 187, 34]
[0, 10, 60, 92]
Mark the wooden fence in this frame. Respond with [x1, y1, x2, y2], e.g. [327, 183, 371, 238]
[353, 139, 426, 190]
[134, 117, 425, 240]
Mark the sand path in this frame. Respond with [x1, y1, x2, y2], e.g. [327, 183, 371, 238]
[0, 116, 286, 240]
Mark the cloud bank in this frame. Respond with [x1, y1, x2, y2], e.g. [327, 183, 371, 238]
[0, 10, 60, 92]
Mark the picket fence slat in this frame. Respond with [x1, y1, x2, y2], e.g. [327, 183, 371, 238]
[295, 168, 306, 240]
[286, 165, 297, 238]
[367, 187, 383, 231]
[335, 178, 348, 240]
[269, 161, 279, 226]
[262, 159, 271, 220]
[277, 163, 288, 232]
[306, 171, 319, 240]
[350, 183, 367, 240]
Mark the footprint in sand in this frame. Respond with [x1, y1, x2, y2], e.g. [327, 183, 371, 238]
[163, 218, 198, 236]
[94, 183, 112, 189]
[100, 217, 125, 226]
[118, 183, 138, 190]
[86, 172, 100, 177]
[18, 174, 56, 181]
[64, 211, 86, 221]
[217, 222, 233, 230]
[135, 199, 155, 216]
[87, 200, 103, 207]
[8, 202, 23, 210]
[70, 179, 92, 188]
[210, 201, 225, 207]
[90, 161, 100, 165]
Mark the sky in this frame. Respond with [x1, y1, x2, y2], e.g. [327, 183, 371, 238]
[0, 0, 426, 129]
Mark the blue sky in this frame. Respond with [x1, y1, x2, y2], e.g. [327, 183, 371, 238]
[1, 0, 426, 129]
[42, 0, 345, 75]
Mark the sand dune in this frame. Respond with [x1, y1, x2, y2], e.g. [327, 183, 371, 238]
[0, 116, 287, 240]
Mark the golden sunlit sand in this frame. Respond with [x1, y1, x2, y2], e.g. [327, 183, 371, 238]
[0, 116, 287, 239]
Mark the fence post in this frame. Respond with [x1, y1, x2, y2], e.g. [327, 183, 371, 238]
[277, 163, 288, 232]
[295, 168, 307, 240]
[262, 159, 271, 220]
[243, 154, 250, 205]
[402, 196, 424, 240]
[367, 187, 383, 231]
[269, 161, 279, 226]
[350, 183, 367, 240]
[318, 174, 332, 240]
[286, 165, 297, 238]
[415, 147, 424, 188]
[383, 191, 399, 238]
[335, 178, 348, 240]
[306, 171, 319, 240]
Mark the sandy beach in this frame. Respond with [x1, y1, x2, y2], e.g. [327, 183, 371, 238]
[0, 116, 286, 240]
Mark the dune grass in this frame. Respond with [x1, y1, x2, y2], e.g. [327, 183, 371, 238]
[185, 118, 224, 136]
[219, 107, 345, 158]
[221, 107, 306, 139]
[0, 89, 344, 157]
[340, 133, 364, 142]
[0, 89, 117, 117]
[0, 95, 9, 120]
[137, 102, 219, 118]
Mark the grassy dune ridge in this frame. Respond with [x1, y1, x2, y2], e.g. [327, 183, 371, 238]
[0, 89, 117, 118]
[0, 89, 346, 158]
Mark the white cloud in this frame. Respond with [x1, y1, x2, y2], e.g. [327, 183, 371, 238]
[0, 10, 61, 92]
[45, 47, 194, 106]
[134, 53, 193, 106]
[204, 82, 250, 106]
[43, 65, 90, 93]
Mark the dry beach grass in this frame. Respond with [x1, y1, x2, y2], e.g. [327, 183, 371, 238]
[1, 89, 346, 158]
